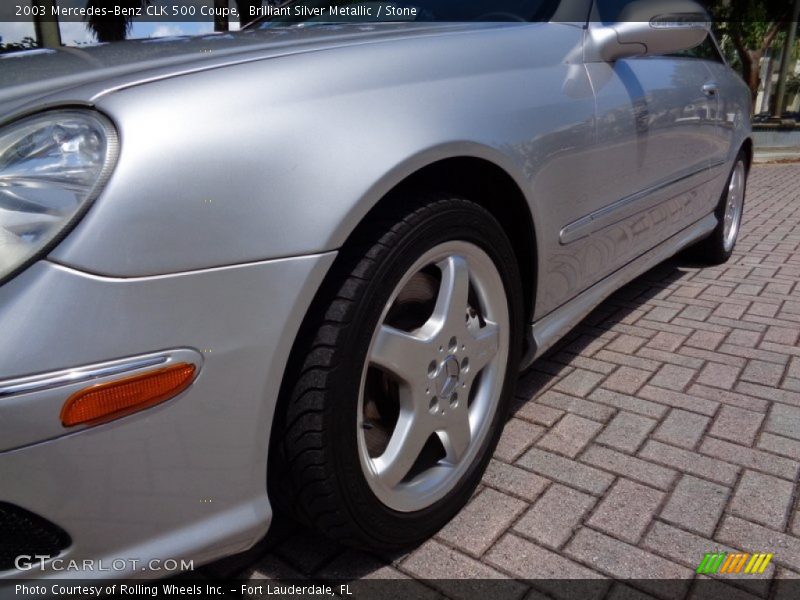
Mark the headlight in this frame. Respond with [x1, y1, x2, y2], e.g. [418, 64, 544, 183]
[0, 110, 118, 283]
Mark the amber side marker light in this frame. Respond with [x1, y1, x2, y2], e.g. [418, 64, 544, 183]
[60, 363, 196, 427]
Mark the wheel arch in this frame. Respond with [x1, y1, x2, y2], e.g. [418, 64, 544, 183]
[383, 157, 534, 321]
[740, 137, 753, 169]
[268, 153, 539, 501]
[343, 153, 539, 326]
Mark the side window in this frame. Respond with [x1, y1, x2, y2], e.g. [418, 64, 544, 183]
[671, 36, 725, 63]
[593, 0, 636, 24]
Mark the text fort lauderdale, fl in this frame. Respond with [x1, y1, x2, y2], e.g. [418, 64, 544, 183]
[16, 583, 353, 596]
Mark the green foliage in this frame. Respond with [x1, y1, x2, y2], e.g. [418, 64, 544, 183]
[0, 35, 37, 55]
[705, 0, 788, 47]
[701, 0, 794, 99]
[788, 74, 800, 96]
[85, 0, 150, 42]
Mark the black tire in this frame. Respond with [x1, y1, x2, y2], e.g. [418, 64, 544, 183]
[269, 193, 524, 551]
[690, 151, 749, 265]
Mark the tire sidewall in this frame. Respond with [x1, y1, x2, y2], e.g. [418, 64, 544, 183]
[327, 199, 523, 547]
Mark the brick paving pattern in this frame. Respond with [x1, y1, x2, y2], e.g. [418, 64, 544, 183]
[211, 164, 800, 597]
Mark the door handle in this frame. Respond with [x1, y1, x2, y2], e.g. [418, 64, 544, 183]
[703, 83, 719, 97]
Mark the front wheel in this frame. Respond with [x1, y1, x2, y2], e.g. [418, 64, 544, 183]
[270, 194, 523, 551]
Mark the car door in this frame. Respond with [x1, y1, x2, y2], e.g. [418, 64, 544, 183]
[696, 34, 751, 188]
[541, 0, 720, 314]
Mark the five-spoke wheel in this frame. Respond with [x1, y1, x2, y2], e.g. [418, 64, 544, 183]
[722, 160, 746, 254]
[691, 151, 748, 264]
[271, 195, 522, 550]
[359, 242, 509, 512]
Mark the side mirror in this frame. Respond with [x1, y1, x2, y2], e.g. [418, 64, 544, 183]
[588, 0, 710, 62]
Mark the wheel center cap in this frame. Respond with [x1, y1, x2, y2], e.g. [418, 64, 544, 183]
[434, 356, 460, 398]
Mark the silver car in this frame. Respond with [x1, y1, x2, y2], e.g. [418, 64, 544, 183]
[0, 0, 750, 578]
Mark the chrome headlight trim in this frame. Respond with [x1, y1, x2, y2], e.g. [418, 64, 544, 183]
[0, 108, 119, 286]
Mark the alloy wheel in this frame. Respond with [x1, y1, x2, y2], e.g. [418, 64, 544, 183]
[357, 241, 509, 512]
[723, 160, 745, 252]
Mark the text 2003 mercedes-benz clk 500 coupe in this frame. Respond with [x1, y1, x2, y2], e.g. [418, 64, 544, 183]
[0, 0, 750, 578]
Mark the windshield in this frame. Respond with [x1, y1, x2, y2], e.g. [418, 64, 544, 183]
[253, 0, 561, 25]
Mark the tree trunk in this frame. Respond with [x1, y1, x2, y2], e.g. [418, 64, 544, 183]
[235, 0, 261, 28]
[745, 50, 762, 102]
[732, 22, 782, 105]
[32, 0, 61, 48]
[735, 43, 761, 102]
[773, 0, 800, 118]
[214, 0, 229, 31]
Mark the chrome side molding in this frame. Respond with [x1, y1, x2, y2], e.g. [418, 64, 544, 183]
[0, 349, 203, 453]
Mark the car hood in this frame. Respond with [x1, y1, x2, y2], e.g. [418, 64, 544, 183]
[0, 22, 483, 120]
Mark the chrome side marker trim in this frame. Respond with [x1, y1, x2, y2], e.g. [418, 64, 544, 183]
[0, 349, 203, 453]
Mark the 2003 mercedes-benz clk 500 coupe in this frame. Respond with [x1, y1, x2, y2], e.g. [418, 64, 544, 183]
[0, 0, 751, 578]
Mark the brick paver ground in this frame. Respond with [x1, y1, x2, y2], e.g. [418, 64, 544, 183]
[210, 164, 800, 597]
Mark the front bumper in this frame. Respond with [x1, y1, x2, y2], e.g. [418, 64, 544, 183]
[0, 253, 335, 579]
